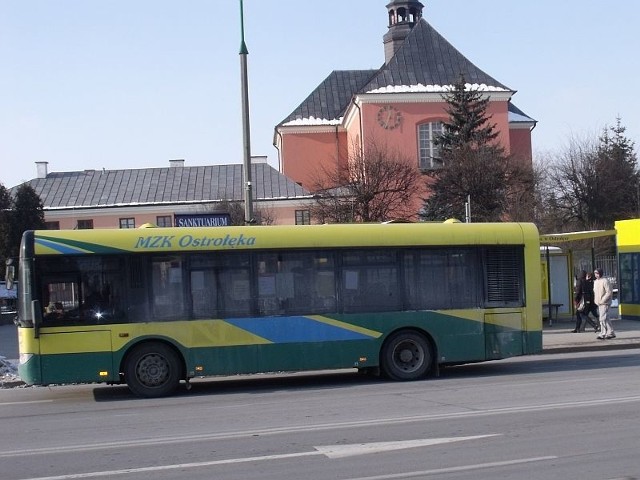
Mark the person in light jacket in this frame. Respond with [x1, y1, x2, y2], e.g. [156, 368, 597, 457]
[593, 268, 615, 339]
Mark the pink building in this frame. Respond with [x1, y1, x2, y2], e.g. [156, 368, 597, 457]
[275, 0, 535, 218]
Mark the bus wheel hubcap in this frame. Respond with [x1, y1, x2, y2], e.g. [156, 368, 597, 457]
[137, 354, 169, 386]
[399, 349, 414, 363]
[395, 342, 422, 371]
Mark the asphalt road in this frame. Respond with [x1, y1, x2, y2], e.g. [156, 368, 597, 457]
[1, 348, 640, 480]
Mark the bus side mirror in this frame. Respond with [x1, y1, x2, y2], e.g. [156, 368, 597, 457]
[5, 259, 15, 290]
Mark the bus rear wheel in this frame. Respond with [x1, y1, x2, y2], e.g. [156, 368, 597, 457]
[381, 330, 432, 381]
[124, 342, 182, 398]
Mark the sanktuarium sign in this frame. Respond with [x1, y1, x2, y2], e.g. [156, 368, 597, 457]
[174, 214, 231, 227]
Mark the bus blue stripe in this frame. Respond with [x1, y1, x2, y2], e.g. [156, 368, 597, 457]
[225, 316, 371, 343]
[35, 238, 86, 254]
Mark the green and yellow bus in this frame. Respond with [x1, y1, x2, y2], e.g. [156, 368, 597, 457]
[13, 222, 542, 397]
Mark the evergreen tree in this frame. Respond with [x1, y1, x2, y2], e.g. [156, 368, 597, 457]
[421, 75, 515, 222]
[0, 183, 14, 276]
[595, 118, 639, 222]
[5, 184, 46, 263]
[436, 74, 499, 152]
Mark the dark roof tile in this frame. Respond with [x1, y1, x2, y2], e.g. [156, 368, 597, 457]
[280, 18, 521, 127]
[15, 164, 310, 210]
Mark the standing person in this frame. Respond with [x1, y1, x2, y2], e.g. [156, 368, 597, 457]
[571, 271, 599, 333]
[593, 268, 615, 339]
[584, 271, 600, 332]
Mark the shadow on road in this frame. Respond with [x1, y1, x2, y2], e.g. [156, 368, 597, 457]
[91, 349, 640, 402]
[92, 370, 382, 402]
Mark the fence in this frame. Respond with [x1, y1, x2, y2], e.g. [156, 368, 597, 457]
[574, 255, 617, 288]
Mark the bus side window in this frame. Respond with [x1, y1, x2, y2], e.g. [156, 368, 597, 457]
[151, 256, 186, 321]
[341, 250, 399, 313]
[42, 279, 77, 324]
[191, 269, 219, 318]
[255, 251, 337, 316]
[221, 270, 252, 317]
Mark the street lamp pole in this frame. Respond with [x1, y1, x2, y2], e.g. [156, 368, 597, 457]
[239, 0, 254, 224]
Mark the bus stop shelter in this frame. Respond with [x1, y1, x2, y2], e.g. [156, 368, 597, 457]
[540, 229, 616, 324]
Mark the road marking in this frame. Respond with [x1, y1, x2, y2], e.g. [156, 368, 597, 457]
[17, 436, 498, 480]
[345, 456, 558, 480]
[0, 400, 53, 407]
[3, 394, 640, 459]
[314, 435, 497, 458]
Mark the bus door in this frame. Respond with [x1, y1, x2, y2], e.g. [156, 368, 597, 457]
[484, 311, 524, 359]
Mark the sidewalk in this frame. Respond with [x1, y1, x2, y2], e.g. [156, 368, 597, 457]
[543, 317, 640, 354]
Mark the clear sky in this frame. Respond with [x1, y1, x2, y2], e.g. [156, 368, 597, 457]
[1, 0, 638, 188]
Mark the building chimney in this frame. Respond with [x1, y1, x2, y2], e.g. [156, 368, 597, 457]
[251, 155, 268, 164]
[35, 161, 49, 179]
[383, 1, 424, 64]
[169, 159, 185, 168]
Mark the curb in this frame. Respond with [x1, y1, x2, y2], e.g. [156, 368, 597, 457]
[543, 342, 640, 355]
[0, 380, 25, 389]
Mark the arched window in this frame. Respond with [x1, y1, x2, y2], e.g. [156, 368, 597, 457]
[417, 122, 444, 170]
[388, 9, 396, 26]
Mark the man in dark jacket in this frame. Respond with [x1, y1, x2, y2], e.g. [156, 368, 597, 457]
[572, 270, 599, 333]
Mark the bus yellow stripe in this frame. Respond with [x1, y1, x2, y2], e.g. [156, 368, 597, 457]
[306, 315, 382, 338]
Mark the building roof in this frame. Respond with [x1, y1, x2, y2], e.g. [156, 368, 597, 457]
[280, 17, 532, 127]
[361, 19, 508, 93]
[282, 70, 378, 126]
[508, 102, 537, 124]
[18, 163, 310, 210]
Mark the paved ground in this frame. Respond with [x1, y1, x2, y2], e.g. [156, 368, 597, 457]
[542, 316, 640, 353]
[2, 315, 639, 388]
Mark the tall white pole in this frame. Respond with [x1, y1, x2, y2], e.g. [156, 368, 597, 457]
[465, 195, 471, 223]
[239, 0, 254, 224]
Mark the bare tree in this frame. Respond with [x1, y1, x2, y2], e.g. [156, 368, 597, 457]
[204, 199, 276, 226]
[310, 140, 421, 223]
[528, 153, 566, 233]
[549, 120, 639, 231]
[548, 135, 600, 230]
[253, 203, 276, 225]
[216, 200, 245, 226]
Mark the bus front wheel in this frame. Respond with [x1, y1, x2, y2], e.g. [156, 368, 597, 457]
[381, 330, 432, 381]
[124, 342, 182, 398]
